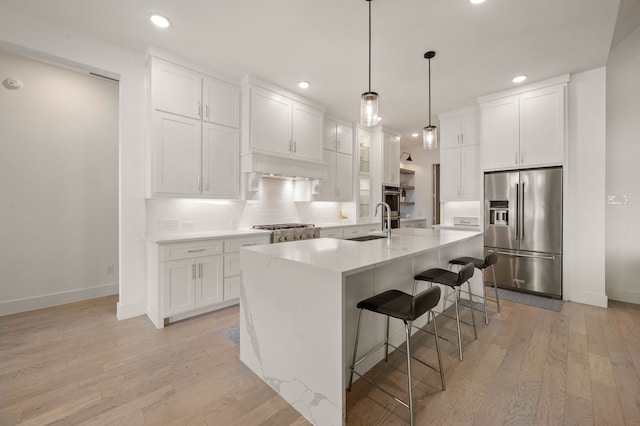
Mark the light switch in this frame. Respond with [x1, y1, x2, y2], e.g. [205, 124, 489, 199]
[607, 195, 631, 205]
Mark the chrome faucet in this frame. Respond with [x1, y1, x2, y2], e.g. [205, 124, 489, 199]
[375, 202, 392, 239]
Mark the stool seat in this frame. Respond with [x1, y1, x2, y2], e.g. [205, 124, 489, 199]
[449, 252, 501, 324]
[357, 288, 441, 322]
[414, 269, 461, 287]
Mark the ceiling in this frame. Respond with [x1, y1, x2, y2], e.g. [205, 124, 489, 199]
[3, 0, 625, 141]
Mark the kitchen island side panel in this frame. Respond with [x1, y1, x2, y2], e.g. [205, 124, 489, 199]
[239, 248, 345, 425]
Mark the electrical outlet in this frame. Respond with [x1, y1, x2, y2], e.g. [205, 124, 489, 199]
[160, 219, 179, 230]
[607, 195, 631, 205]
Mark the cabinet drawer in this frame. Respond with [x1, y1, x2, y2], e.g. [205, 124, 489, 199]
[362, 224, 379, 233]
[224, 276, 241, 301]
[320, 228, 344, 238]
[224, 236, 270, 253]
[161, 240, 223, 261]
[343, 227, 366, 238]
[224, 253, 240, 277]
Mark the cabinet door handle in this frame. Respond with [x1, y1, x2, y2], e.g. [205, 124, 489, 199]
[192, 264, 196, 280]
[198, 101, 202, 118]
[289, 140, 293, 152]
[293, 141, 297, 153]
[457, 134, 460, 145]
[520, 151, 525, 164]
[205, 104, 210, 119]
[188, 249, 206, 253]
[196, 176, 202, 190]
[461, 134, 464, 144]
[198, 263, 202, 278]
[242, 243, 255, 247]
[204, 177, 209, 191]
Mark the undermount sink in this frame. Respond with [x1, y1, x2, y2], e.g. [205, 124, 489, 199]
[346, 235, 388, 242]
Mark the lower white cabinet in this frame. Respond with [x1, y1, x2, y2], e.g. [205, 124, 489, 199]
[321, 224, 380, 239]
[162, 255, 223, 316]
[147, 234, 270, 328]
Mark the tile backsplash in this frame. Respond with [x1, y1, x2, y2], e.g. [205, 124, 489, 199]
[146, 178, 359, 235]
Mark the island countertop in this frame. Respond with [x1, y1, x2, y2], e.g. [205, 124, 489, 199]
[242, 227, 482, 276]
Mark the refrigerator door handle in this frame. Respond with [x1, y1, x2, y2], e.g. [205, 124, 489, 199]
[495, 251, 555, 261]
[520, 182, 525, 240]
[514, 182, 520, 240]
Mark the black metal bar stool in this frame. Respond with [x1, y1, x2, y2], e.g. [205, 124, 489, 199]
[449, 252, 501, 325]
[348, 286, 445, 426]
[413, 262, 476, 361]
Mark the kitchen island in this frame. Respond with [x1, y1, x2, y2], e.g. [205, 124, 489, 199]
[239, 227, 483, 425]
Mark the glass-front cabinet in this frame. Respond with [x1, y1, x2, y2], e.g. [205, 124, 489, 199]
[357, 127, 373, 219]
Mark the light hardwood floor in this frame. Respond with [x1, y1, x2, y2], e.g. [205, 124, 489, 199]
[1, 295, 639, 425]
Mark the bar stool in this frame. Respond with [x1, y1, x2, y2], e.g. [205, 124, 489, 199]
[413, 262, 476, 361]
[348, 286, 445, 426]
[449, 252, 501, 325]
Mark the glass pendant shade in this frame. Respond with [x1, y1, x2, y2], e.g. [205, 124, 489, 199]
[423, 125, 438, 150]
[360, 91, 379, 127]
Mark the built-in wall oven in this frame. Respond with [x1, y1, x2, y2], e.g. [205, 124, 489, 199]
[382, 186, 400, 229]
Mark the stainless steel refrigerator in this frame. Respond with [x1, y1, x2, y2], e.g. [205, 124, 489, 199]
[484, 167, 563, 298]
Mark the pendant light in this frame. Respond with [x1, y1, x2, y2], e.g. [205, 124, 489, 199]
[360, 0, 379, 127]
[423, 51, 437, 149]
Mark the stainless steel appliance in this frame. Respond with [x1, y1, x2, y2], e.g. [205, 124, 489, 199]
[252, 223, 320, 243]
[484, 167, 563, 298]
[382, 186, 400, 229]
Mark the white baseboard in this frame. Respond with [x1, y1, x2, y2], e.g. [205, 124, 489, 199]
[570, 289, 608, 308]
[607, 287, 640, 305]
[117, 299, 146, 320]
[0, 283, 119, 316]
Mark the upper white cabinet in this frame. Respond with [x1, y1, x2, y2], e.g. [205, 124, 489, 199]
[316, 117, 354, 201]
[481, 80, 566, 170]
[439, 107, 480, 201]
[149, 57, 240, 198]
[246, 85, 323, 162]
[324, 117, 354, 155]
[440, 107, 479, 150]
[382, 131, 400, 186]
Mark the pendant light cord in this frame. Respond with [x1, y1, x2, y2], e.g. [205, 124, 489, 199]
[368, 0, 372, 93]
[428, 56, 431, 126]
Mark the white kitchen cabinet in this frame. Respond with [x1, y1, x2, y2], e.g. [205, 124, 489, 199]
[317, 117, 354, 201]
[319, 228, 344, 238]
[324, 117, 353, 155]
[148, 234, 270, 328]
[153, 112, 202, 195]
[440, 145, 480, 201]
[439, 108, 481, 202]
[481, 83, 565, 170]
[202, 123, 239, 197]
[149, 57, 240, 198]
[439, 107, 479, 150]
[248, 85, 323, 162]
[382, 132, 400, 186]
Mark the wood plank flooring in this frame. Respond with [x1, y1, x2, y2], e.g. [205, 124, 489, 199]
[1, 295, 639, 425]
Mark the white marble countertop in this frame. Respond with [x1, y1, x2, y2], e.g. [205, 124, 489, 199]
[242, 227, 482, 276]
[146, 229, 272, 244]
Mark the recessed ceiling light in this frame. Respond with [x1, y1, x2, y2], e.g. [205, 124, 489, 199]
[470, 0, 486, 4]
[512, 75, 527, 83]
[411, 133, 419, 138]
[150, 14, 171, 29]
[298, 81, 310, 89]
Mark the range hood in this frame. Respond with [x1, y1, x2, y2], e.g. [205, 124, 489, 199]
[241, 151, 326, 179]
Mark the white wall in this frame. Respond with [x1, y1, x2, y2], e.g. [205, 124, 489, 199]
[0, 5, 147, 319]
[566, 67, 608, 307]
[606, 25, 640, 304]
[0, 51, 118, 315]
